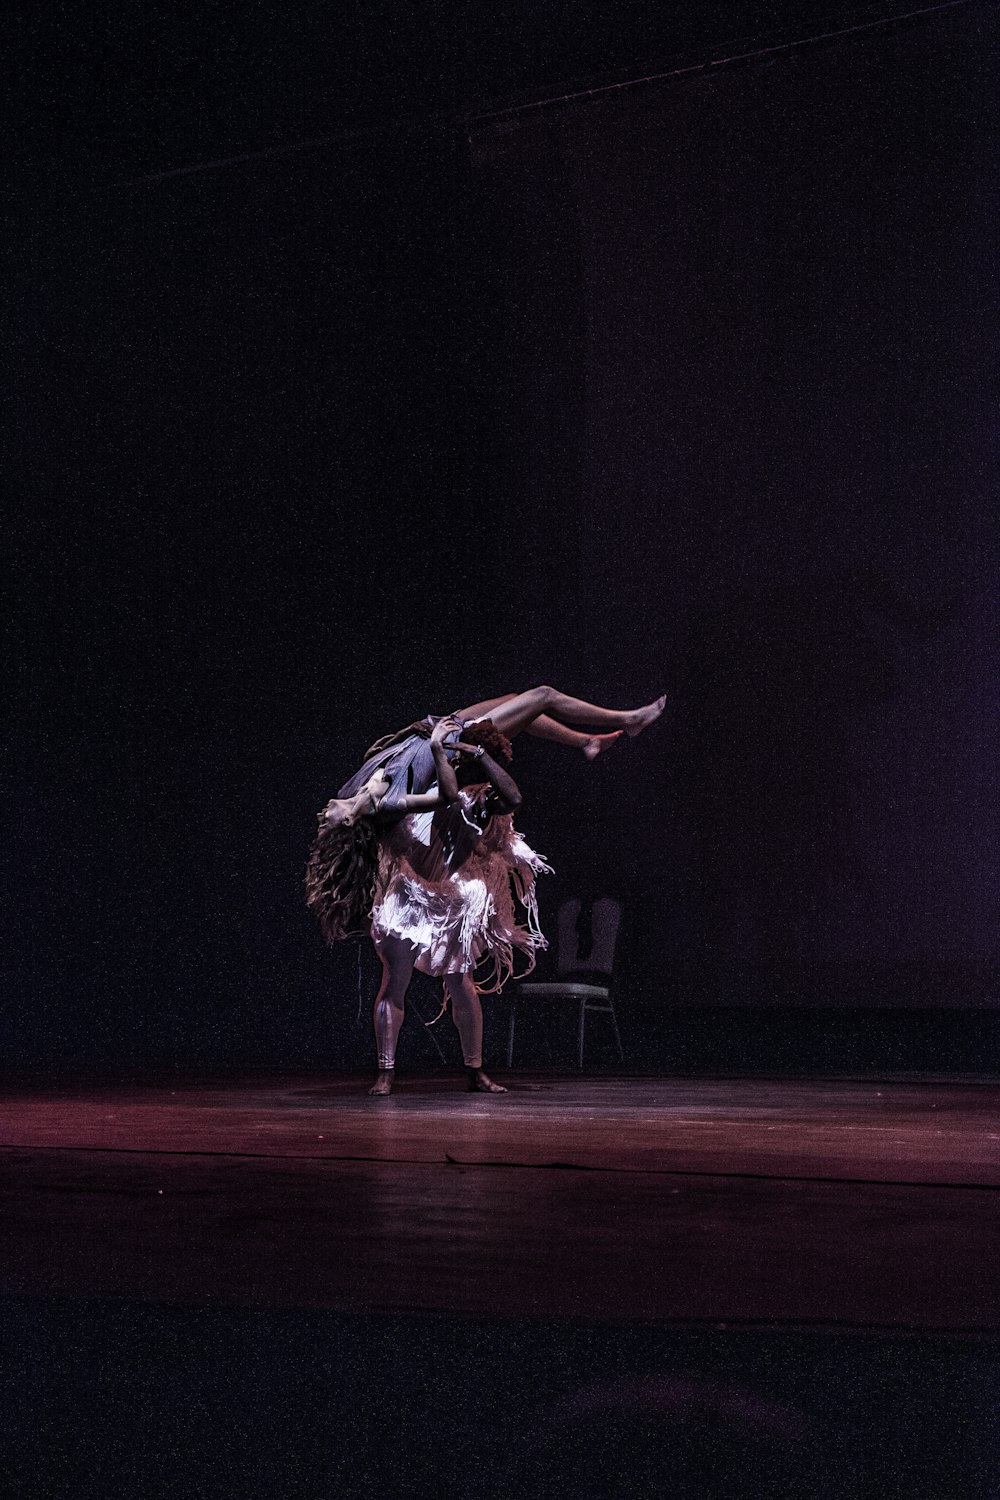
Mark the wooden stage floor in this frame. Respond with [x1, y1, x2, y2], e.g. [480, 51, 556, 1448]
[2, 1074, 999, 1330]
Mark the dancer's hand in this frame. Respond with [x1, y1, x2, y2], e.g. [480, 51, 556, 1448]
[453, 743, 521, 811]
[430, 717, 461, 802]
[430, 716, 460, 747]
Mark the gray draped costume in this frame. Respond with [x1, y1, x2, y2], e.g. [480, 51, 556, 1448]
[336, 715, 465, 815]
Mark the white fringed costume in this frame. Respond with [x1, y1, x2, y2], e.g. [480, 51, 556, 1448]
[370, 785, 551, 994]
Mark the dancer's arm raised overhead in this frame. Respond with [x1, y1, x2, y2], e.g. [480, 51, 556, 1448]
[452, 740, 522, 813]
[396, 717, 462, 810]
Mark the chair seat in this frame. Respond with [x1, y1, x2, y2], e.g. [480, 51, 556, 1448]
[514, 982, 611, 1000]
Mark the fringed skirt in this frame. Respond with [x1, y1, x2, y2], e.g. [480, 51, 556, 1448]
[371, 814, 551, 993]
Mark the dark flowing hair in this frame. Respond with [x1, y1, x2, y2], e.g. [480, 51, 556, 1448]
[304, 815, 379, 945]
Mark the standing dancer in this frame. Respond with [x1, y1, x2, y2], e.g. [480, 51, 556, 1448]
[365, 717, 547, 1096]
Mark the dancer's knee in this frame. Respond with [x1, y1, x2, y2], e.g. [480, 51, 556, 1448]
[446, 975, 481, 1016]
[374, 986, 407, 1015]
[525, 684, 554, 712]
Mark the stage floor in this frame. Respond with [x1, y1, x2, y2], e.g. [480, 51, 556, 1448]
[2, 1074, 999, 1329]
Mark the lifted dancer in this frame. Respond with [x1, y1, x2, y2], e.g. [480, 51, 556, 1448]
[320, 684, 667, 831]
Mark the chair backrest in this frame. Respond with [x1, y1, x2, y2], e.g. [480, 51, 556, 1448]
[555, 897, 623, 978]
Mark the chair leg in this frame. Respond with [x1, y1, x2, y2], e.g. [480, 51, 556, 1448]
[577, 999, 586, 1069]
[608, 1001, 625, 1062]
[407, 997, 449, 1065]
[506, 1000, 516, 1068]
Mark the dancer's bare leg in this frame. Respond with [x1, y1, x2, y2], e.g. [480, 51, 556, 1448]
[459, 693, 622, 759]
[456, 692, 520, 721]
[527, 717, 624, 761]
[369, 937, 416, 1096]
[457, 686, 666, 742]
[444, 972, 507, 1094]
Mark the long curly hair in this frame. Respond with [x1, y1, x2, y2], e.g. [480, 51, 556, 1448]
[304, 815, 379, 944]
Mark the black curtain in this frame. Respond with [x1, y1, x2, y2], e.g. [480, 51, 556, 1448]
[472, 5, 999, 1006]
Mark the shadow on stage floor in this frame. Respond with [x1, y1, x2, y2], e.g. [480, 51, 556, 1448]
[2, 1072, 998, 1496]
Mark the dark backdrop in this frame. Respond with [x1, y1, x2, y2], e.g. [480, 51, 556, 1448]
[5, 3, 997, 1070]
[474, 4, 1000, 1009]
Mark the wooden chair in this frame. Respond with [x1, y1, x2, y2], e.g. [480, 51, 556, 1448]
[506, 897, 625, 1069]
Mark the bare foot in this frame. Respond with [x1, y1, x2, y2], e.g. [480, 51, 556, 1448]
[368, 1069, 394, 1097]
[582, 730, 623, 760]
[625, 694, 667, 738]
[466, 1068, 507, 1094]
